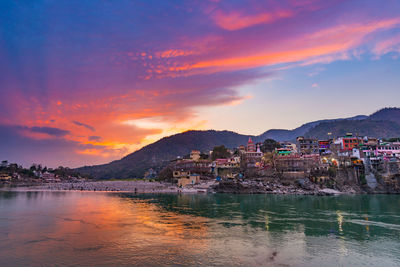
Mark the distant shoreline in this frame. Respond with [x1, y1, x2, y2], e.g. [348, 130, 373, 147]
[1, 179, 398, 196]
[0, 180, 203, 194]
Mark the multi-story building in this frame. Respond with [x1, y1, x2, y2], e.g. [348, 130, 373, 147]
[275, 148, 293, 156]
[245, 137, 263, 159]
[335, 134, 361, 150]
[279, 141, 297, 153]
[174, 159, 212, 176]
[296, 136, 319, 155]
[376, 144, 400, 157]
[318, 140, 330, 154]
[246, 137, 256, 152]
[173, 170, 200, 187]
[190, 150, 201, 161]
[274, 154, 320, 172]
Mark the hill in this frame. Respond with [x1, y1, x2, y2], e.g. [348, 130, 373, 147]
[304, 108, 400, 139]
[259, 115, 367, 141]
[76, 108, 400, 179]
[304, 119, 400, 139]
[369, 107, 400, 125]
[77, 130, 254, 179]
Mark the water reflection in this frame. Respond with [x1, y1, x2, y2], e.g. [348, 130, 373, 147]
[0, 192, 211, 266]
[125, 193, 400, 241]
[0, 191, 399, 266]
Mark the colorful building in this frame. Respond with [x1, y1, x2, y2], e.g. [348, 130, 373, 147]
[279, 141, 297, 153]
[335, 134, 361, 150]
[275, 148, 293, 156]
[246, 137, 256, 152]
[318, 140, 331, 154]
[297, 136, 319, 155]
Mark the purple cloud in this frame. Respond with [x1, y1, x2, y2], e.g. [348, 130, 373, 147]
[73, 121, 95, 132]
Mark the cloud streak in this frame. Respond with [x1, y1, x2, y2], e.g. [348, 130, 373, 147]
[73, 121, 96, 132]
[30, 126, 70, 137]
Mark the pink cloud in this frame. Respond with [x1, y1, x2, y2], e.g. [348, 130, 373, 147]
[150, 17, 400, 77]
[373, 33, 400, 56]
[212, 10, 294, 31]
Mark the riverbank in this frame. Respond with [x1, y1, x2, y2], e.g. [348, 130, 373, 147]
[0, 180, 211, 194]
[211, 180, 352, 195]
[2, 175, 397, 195]
[0, 179, 351, 195]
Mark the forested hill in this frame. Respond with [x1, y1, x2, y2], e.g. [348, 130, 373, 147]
[76, 130, 255, 179]
[304, 108, 400, 139]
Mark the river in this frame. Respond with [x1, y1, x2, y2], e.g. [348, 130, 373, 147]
[0, 191, 399, 266]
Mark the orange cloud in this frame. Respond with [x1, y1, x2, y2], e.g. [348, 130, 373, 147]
[157, 49, 195, 58]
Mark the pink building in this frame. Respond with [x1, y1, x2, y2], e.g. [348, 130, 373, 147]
[247, 137, 256, 152]
[376, 144, 400, 157]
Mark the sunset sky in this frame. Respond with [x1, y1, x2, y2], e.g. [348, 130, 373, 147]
[1, 0, 400, 168]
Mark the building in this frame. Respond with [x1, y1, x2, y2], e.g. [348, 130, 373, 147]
[244, 137, 263, 160]
[318, 140, 330, 154]
[363, 137, 378, 146]
[274, 154, 321, 172]
[297, 136, 319, 155]
[42, 171, 58, 182]
[173, 170, 200, 187]
[173, 170, 190, 178]
[213, 159, 240, 178]
[376, 144, 400, 158]
[0, 174, 11, 181]
[190, 150, 201, 161]
[335, 134, 361, 150]
[246, 137, 256, 152]
[279, 141, 297, 152]
[275, 148, 293, 156]
[174, 159, 212, 176]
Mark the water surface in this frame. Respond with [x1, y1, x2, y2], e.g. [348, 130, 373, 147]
[0, 191, 399, 266]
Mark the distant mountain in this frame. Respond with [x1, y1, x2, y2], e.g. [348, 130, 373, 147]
[76, 108, 399, 179]
[369, 107, 400, 125]
[304, 119, 400, 139]
[305, 108, 400, 139]
[259, 115, 367, 141]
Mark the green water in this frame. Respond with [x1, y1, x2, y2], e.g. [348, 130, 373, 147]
[0, 191, 399, 266]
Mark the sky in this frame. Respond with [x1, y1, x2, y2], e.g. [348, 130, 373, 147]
[1, 0, 400, 168]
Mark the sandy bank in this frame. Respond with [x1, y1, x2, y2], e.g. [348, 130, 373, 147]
[0, 180, 218, 194]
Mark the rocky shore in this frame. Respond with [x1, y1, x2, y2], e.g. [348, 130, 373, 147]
[0, 179, 359, 196]
[1, 180, 183, 193]
[3, 173, 397, 195]
[210, 180, 347, 195]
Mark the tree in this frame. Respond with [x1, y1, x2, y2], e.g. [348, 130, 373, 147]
[260, 139, 280, 153]
[211, 145, 231, 160]
[387, 137, 400, 142]
[200, 153, 209, 160]
[262, 152, 275, 170]
[158, 165, 174, 182]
